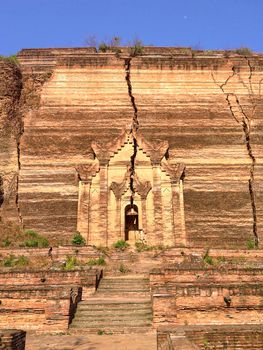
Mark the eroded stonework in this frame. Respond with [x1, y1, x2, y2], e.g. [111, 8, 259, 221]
[1, 47, 263, 248]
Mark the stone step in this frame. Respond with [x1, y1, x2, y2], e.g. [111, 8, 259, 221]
[95, 292, 150, 298]
[99, 282, 150, 287]
[76, 307, 151, 314]
[73, 313, 152, 321]
[70, 274, 152, 334]
[71, 319, 152, 327]
[99, 280, 150, 285]
[69, 326, 153, 334]
[99, 280, 149, 285]
[97, 286, 150, 292]
[78, 302, 151, 311]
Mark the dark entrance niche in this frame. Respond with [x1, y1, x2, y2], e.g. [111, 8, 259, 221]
[125, 204, 139, 241]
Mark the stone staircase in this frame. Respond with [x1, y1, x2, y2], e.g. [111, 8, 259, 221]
[70, 275, 153, 334]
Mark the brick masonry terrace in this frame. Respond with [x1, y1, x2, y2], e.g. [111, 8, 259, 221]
[157, 325, 263, 349]
[0, 269, 100, 333]
[150, 264, 263, 327]
[1, 46, 263, 348]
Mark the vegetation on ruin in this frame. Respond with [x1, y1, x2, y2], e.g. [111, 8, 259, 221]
[0, 54, 18, 65]
[71, 231, 86, 246]
[119, 263, 130, 273]
[203, 248, 214, 265]
[135, 242, 166, 252]
[234, 47, 253, 56]
[135, 242, 155, 252]
[86, 35, 144, 56]
[0, 223, 50, 248]
[113, 239, 129, 250]
[23, 229, 49, 248]
[246, 239, 257, 250]
[63, 255, 78, 270]
[129, 39, 144, 56]
[2, 254, 29, 267]
[87, 257, 106, 266]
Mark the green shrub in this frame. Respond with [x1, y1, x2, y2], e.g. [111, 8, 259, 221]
[2, 254, 29, 267]
[2, 238, 11, 247]
[16, 255, 29, 266]
[234, 47, 253, 56]
[23, 230, 49, 248]
[0, 54, 18, 64]
[24, 239, 38, 247]
[113, 240, 129, 250]
[203, 248, 213, 265]
[246, 239, 256, 250]
[64, 256, 77, 270]
[71, 231, 86, 246]
[98, 42, 109, 52]
[203, 255, 213, 265]
[130, 39, 144, 56]
[3, 254, 15, 267]
[87, 257, 106, 266]
[25, 229, 38, 238]
[135, 242, 155, 252]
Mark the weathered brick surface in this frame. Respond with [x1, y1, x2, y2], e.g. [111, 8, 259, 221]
[0, 286, 81, 333]
[158, 325, 263, 350]
[151, 267, 263, 327]
[0, 268, 100, 333]
[0, 329, 26, 350]
[0, 48, 261, 248]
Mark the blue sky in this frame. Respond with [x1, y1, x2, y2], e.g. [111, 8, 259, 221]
[1, 0, 263, 55]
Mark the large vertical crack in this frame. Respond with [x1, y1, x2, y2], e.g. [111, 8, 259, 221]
[16, 139, 23, 225]
[124, 57, 139, 206]
[211, 61, 258, 246]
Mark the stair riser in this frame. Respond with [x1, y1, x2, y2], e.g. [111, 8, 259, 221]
[69, 327, 153, 334]
[74, 314, 153, 321]
[71, 321, 152, 327]
[98, 286, 150, 289]
[95, 292, 150, 298]
[99, 280, 149, 283]
[76, 310, 152, 316]
[97, 288, 150, 291]
[78, 305, 151, 313]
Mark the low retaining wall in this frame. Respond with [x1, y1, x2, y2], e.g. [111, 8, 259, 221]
[150, 267, 263, 327]
[0, 286, 81, 333]
[0, 268, 102, 299]
[157, 325, 263, 350]
[0, 268, 102, 333]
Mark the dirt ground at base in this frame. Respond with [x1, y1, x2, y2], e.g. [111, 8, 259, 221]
[25, 332, 157, 350]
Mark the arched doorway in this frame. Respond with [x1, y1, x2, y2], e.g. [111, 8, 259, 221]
[125, 204, 139, 241]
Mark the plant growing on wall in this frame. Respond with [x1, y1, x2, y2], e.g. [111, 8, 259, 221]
[23, 230, 49, 248]
[113, 240, 129, 250]
[71, 231, 86, 246]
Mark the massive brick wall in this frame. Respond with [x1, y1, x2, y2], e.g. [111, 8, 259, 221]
[0, 59, 22, 223]
[129, 52, 263, 247]
[1, 47, 262, 247]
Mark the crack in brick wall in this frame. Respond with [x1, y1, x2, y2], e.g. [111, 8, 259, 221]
[211, 62, 258, 246]
[124, 57, 139, 206]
